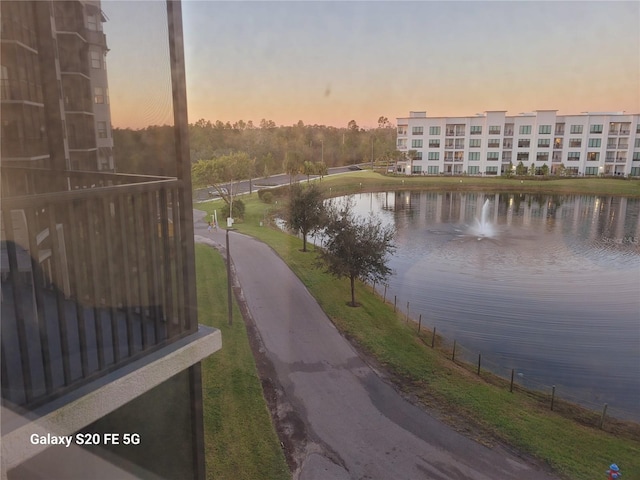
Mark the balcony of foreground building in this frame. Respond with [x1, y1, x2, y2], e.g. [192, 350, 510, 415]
[1, 166, 221, 478]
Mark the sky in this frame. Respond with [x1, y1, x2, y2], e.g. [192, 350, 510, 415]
[102, 1, 640, 129]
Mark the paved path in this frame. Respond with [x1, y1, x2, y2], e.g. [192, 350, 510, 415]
[193, 210, 557, 480]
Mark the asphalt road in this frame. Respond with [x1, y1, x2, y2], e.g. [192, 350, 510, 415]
[193, 210, 558, 480]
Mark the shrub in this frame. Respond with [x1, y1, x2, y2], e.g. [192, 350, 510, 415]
[221, 199, 245, 219]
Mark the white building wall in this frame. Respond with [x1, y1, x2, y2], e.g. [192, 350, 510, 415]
[396, 111, 640, 177]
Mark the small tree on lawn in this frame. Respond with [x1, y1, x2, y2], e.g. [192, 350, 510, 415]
[287, 183, 325, 252]
[318, 200, 395, 307]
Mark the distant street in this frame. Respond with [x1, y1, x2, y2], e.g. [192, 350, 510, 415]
[193, 210, 558, 480]
[193, 165, 363, 203]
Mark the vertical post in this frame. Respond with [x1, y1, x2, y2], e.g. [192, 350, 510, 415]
[167, 0, 198, 332]
[600, 403, 608, 429]
[226, 228, 232, 326]
[406, 302, 410, 322]
[510, 369, 515, 393]
[550, 385, 556, 411]
[418, 314, 422, 332]
[431, 327, 436, 348]
[452, 340, 456, 361]
[383, 284, 387, 303]
[394, 295, 397, 312]
[372, 280, 376, 294]
[477, 354, 481, 375]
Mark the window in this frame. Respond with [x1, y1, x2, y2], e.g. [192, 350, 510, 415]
[411, 139, 423, 148]
[468, 152, 480, 161]
[428, 152, 439, 161]
[585, 167, 598, 176]
[587, 152, 600, 162]
[445, 124, 455, 136]
[554, 138, 563, 149]
[470, 126, 482, 135]
[633, 152, 640, 161]
[90, 51, 101, 69]
[397, 126, 407, 135]
[413, 151, 423, 160]
[485, 166, 498, 175]
[454, 139, 464, 149]
[636, 124, 640, 134]
[427, 166, 439, 174]
[412, 126, 423, 135]
[538, 125, 551, 134]
[487, 152, 499, 161]
[635, 138, 640, 148]
[569, 138, 582, 148]
[503, 139, 512, 149]
[519, 125, 532, 135]
[570, 124, 583, 134]
[444, 151, 453, 161]
[97, 121, 107, 138]
[87, 14, 98, 31]
[397, 138, 406, 148]
[94, 87, 104, 104]
[502, 151, 512, 162]
[428, 139, 440, 148]
[454, 151, 464, 161]
[588, 138, 602, 148]
[469, 139, 481, 148]
[537, 152, 549, 162]
[517, 152, 529, 162]
[518, 139, 530, 148]
[568, 152, 580, 161]
[488, 126, 500, 135]
[590, 124, 603, 134]
[429, 126, 441, 135]
[631, 167, 640, 176]
[555, 123, 565, 135]
[487, 139, 500, 148]
[412, 165, 422, 174]
[538, 139, 550, 148]
[504, 123, 514, 136]
[468, 166, 479, 174]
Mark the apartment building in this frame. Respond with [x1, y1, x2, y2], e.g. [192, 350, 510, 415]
[1, 2, 221, 479]
[396, 111, 640, 177]
[1, 0, 115, 172]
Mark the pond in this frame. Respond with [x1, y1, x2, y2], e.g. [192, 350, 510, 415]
[320, 191, 640, 420]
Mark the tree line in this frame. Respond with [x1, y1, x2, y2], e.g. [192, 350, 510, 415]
[112, 117, 398, 178]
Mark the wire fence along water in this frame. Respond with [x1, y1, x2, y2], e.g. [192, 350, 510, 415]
[371, 280, 639, 427]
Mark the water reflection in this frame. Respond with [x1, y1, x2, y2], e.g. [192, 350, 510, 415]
[331, 192, 640, 420]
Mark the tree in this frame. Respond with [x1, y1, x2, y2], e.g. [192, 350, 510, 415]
[191, 151, 254, 218]
[540, 163, 549, 176]
[528, 163, 536, 176]
[302, 161, 316, 183]
[318, 200, 395, 306]
[515, 161, 527, 176]
[287, 184, 325, 252]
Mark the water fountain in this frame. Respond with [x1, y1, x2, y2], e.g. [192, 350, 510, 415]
[470, 199, 495, 238]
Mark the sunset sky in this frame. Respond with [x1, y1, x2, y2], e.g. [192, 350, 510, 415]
[103, 1, 640, 129]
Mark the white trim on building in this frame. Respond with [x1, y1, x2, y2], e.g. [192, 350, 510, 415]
[396, 111, 640, 177]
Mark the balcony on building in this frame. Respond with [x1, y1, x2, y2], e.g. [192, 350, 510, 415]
[1, 1, 220, 479]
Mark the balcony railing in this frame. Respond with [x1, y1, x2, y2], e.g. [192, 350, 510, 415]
[1, 167, 196, 408]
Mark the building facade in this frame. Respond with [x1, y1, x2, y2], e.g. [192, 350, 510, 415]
[396, 111, 640, 177]
[1, 0, 115, 172]
[1, 2, 221, 479]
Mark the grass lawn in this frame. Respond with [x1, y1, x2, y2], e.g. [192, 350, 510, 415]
[194, 173, 640, 480]
[195, 244, 290, 480]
